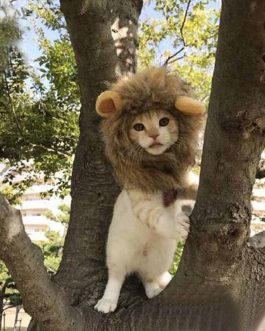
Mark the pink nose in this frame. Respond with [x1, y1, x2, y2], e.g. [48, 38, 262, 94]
[149, 134, 159, 139]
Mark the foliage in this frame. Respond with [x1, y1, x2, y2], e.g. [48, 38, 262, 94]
[0, 15, 21, 71]
[0, 261, 8, 285]
[0, 0, 79, 198]
[1, 184, 22, 205]
[0, 261, 22, 308]
[45, 202, 70, 226]
[139, 0, 220, 100]
[40, 203, 69, 272]
[40, 230, 65, 272]
[170, 242, 184, 275]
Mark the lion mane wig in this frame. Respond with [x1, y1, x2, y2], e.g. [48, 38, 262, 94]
[95, 68, 205, 193]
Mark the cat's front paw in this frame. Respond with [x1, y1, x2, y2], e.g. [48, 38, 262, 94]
[175, 213, 190, 241]
[94, 297, 118, 313]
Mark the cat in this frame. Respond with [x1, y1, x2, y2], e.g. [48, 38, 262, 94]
[94, 68, 204, 313]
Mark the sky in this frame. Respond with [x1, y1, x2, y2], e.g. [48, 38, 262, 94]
[13, 0, 221, 71]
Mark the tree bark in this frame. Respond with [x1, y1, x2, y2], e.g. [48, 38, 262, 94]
[179, 0, 265, 277]
[175, 1, 265, 330]
[1, 0, 265, 330]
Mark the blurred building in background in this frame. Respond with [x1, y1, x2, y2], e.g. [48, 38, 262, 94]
[0, 164, 68, 242]
[18, 183, 66, 242]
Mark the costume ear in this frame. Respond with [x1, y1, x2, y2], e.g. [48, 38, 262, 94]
[175, 96, 205, 115]
[96, 91, 123, 118]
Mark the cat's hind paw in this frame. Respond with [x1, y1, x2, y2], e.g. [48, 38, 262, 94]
[157, 271, 172, 288]
[94, 297, 118, 313]
[144, 281, 163, 298]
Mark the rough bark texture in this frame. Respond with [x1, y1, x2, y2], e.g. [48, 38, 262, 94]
[175, 1, 265, 330]
[180, 0, 265, 277]
[1, 0, 265, 330]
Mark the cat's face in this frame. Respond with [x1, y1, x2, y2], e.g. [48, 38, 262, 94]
[129, 110, 179, 155]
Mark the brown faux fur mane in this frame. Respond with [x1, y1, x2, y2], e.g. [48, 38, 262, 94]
[100, 68, 203, 193]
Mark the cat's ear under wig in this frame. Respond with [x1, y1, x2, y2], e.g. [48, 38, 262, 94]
[96, 91, 123, 118]
[175, 96, 206, 115]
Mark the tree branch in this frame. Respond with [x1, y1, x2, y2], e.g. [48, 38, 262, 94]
[163, 47, 184, 66]
[3, 69, 69, 158]
[0, 193, 85, 331]
[163, 0, 192, 66]
[179, 0, 192, 47]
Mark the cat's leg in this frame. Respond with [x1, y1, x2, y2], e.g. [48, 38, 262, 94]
[151, 211, 190, 241]
[139, 207, 190, 240]
[143, 271, 173, 298]
[147, 208, 190, 240]
[175, 212, 190, 241]
[129, 190, 190, 240]
[129, 191, 177, 238]
[94, 269, 125, 313]
[157, 271, 172, 288]
[144, 280, 162, 298]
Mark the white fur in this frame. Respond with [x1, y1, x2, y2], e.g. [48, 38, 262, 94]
[95, 110, 191, 313]
[95, 189, 190, 313]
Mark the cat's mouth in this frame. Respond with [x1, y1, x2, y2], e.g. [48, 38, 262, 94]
[145, 142, 167, 155]
[149, 142, 163, 148]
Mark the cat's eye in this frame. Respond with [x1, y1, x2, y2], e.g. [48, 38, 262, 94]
[159, 117, 170, 127]
[133, 123, 145, 131]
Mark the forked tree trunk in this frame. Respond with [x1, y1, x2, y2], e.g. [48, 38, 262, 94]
[55, 0, 265, 329]
[1, 1, 265, 331]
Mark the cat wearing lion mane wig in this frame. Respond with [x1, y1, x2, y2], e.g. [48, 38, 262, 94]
[94, 68, 205, 313]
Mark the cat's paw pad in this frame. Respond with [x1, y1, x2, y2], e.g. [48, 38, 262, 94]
[176, 214, 190, 241]
[94, 298, 117, 313]
[145, 282, 163, 298]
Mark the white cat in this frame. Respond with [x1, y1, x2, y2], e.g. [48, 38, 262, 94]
[95, 110, 191, 313]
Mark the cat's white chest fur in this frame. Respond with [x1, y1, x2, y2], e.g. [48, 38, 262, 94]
[95, 189, 190, 313]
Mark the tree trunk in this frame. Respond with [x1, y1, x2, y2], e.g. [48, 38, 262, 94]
[1, 0, 265, 330]
[55, 0, 144, 302]
[175, 1, 265, 329]
[177, 0, 265, 283]
[56, 0, 265, 329]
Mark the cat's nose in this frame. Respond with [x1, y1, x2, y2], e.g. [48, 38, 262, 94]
[149, 133, 159, 140]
